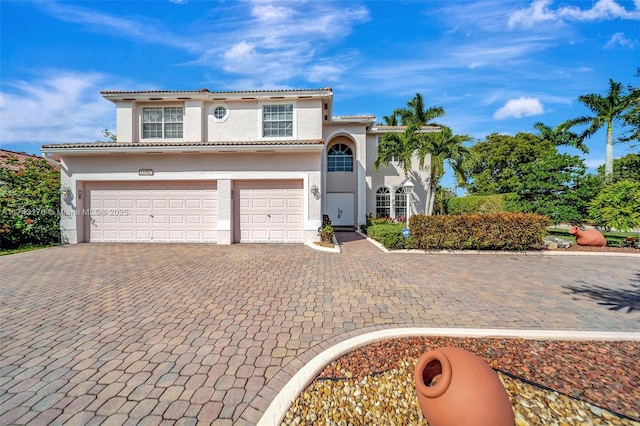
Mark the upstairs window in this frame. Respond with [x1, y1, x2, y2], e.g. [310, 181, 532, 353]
[143, 107, 183, 139]
[376, 187, 390, 217]
[327, 144, 353, 172]
[395, 187, 407, 218]
[263, 104, 293, 137]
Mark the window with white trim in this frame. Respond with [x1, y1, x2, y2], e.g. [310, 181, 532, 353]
[327, 144, 354, 172]
[395, 187, 407, 218]
[263, 104, 293, 137]
[376, 187, 390, 217]
[143, 107, 183, 139]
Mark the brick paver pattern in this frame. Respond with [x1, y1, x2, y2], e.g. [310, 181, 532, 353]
[1, 234, 638, 425]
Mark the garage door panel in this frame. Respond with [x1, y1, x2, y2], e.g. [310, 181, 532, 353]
[235, 180, 303, 243]
[269, 215, 285, 224]
[87, 181, 217, 243]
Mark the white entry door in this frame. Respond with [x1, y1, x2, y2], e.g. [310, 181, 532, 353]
[326, 193, 354, 226]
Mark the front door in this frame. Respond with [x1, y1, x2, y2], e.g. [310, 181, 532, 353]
[326, 193, 354, 227]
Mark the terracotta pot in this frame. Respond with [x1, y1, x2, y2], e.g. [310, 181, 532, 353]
[414, 347, 514, 426]
[568, 225, 607, 247]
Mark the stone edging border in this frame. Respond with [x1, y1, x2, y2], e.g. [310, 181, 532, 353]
[257, 327, 640, 425]
[356, 230, 640, 257]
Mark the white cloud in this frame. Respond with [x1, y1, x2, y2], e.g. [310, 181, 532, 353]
[604, 32, 639, 49]
[0, 71, 114, 147]
[193, 1, 370, 86]
[508, 0, 640, 28]
[39, 3, 198, 51]
[493, 97, 544, 120]
[508, 0, 557, 28]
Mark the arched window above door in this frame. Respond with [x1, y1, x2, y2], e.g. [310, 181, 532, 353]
[327, 143, 353, 172]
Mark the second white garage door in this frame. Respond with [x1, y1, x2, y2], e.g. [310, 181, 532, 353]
[235, 180, 303, 243]
[86, 181, 217, 243]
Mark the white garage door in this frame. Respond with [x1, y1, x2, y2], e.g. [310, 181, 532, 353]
[87, 181, 217, 243]
[235, 180, 303, 243]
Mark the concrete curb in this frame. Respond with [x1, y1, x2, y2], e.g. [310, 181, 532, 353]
[306, 235, 341, 253]
[258, 327, 640, 425]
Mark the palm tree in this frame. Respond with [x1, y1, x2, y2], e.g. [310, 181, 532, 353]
[560, 79, 634, 179]
[533, 122, 589, 153]
[374, 123, 421, 180]
[381, 114, 399, 126]
[394, 93, 445, 127]
[417, 126, 474, 215]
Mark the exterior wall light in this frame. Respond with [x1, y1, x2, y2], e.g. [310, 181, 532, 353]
[310, 183, 320, 198]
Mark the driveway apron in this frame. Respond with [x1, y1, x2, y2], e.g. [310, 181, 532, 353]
[0, 239, 638, 425]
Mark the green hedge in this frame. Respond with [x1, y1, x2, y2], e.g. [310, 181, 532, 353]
[446, 193, 518, 215]
[367, 223, 409, 250]
[409, 212, 551, 250]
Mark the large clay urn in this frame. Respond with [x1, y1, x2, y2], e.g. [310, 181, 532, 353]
[568, 225, 606, 247]
[414, 347, 514, 426]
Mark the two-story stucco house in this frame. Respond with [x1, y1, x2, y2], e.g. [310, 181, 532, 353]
[42, 88, 435, 245]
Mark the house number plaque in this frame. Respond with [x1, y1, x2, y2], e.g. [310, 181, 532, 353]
[138, 169, 154, 176]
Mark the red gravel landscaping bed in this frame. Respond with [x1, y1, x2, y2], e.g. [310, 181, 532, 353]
[317, 337, 640, 421]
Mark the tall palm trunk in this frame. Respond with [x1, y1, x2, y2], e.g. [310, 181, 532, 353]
[605, 121, 614, 179]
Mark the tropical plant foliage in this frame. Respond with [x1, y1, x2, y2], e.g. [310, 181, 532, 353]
[588, 180, 640, 232]
[596, 153, 640, 183]
[0, 154, 61, 249]
[418, 126, 473, 215]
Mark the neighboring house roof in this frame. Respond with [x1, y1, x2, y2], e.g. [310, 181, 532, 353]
[41, 140, 325, 154]
[0, 149, 60, 170]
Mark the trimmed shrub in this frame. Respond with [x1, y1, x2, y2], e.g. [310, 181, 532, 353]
[446, 193, 517, 215]
[367, 223, 408, 250]
[410, 212, 551, 250]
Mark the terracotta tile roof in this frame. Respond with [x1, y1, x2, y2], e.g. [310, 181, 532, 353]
[42, 140, 325, 150]
[0, 149, 60, 171]
[334, 115, 376, 120]
[370, 125, 441, 133]
[374, 125, 440, 131]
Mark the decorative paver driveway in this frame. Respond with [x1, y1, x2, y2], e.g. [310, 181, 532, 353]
[1, 235, 638, 425]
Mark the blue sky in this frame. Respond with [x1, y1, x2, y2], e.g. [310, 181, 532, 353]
[1, 0, 638, 186]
